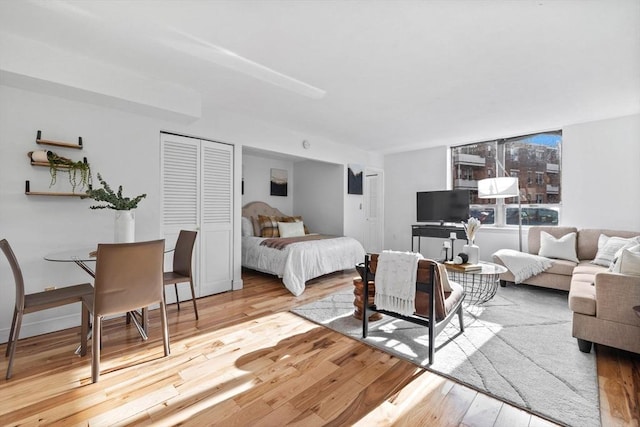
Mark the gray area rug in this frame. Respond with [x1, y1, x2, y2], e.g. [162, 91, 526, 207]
[291, 283, 600, 427]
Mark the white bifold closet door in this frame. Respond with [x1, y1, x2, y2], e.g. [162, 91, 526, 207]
[161, 132, 233, 298]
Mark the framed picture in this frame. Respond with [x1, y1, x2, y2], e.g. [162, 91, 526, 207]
[270, 168, 288, 196]
[347, 164, 363, 195]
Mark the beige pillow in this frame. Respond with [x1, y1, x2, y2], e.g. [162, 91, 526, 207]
[592, 235, 640, 267]
[278, 221, 305, 238]
[611, 244, 640, 276]
[538, 231, 578, 263]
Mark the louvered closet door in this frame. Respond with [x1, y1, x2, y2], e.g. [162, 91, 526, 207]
[199, 140, 233, 295]
[161, 133, 233, 299]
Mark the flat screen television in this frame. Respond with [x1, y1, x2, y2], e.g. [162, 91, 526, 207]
[416, 190, 470, 224]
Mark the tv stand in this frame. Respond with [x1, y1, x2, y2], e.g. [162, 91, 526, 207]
[411, 224, 467, 253]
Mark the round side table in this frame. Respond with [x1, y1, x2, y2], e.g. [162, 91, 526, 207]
[445, 261, 508, 305]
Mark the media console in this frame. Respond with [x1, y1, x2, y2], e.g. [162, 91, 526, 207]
[411, 224, 468, 253]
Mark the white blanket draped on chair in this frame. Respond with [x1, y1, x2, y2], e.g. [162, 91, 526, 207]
[374, 250, 424, 316]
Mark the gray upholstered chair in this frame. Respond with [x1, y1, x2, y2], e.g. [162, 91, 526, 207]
[163, 230, 198, 320]
[80, 239, 169, 383]
[1, 238, 92, 379]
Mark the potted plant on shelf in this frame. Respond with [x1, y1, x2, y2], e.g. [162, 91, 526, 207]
[84, 173, 147, 243]
[29, 150, 92, 193]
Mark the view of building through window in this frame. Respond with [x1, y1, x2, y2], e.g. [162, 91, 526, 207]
[452, 131, 562, 226]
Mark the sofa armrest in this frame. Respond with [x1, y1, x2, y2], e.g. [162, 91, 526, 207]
[594, 272, 640, 325]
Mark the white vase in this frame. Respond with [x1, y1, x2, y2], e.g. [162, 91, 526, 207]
[463, 243, 480, 264]
[114, 210, 135, 243]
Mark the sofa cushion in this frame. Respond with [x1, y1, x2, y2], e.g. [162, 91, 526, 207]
[539, 231, 578, 262]
[569, 280, 596, 316]
[545, 258, 577, 276]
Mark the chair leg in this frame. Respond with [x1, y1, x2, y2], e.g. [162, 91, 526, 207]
[458, 305, 465, 333]
[92, 315, 102, 383]
[5, 309, 23, 380]
[5, 308, 18, 357]
[174, 284, 180, 311]
[189, 279, 199, 320]
[80, 305, 89, 357]
[160, 300, 170, 357]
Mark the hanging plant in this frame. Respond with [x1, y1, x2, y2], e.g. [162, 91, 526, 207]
[83, 173, 146, 210]
[42, 151, 92, 193]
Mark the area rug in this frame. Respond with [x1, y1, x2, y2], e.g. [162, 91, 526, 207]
[291, 284, 600, 427]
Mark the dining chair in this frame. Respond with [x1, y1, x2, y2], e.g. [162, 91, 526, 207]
[80, 239, 169, 383]
[163, 230, 198, 320]
[1, 238, 93, 379]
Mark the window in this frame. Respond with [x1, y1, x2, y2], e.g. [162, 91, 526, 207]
[451, 131, 562, 226]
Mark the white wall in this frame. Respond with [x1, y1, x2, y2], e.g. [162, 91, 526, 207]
[562, 114, 640, 231]
[293, 161, 344, 235]
[384, 145, 449, 257]
[241, 154, 294, 215]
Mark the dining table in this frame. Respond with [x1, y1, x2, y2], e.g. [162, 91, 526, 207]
[44, 244, 173, 342]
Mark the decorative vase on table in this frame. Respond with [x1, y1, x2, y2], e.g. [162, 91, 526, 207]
[114, 210, 135, 243]
[463, 241, 480, 265]
[84, 173, 147, 243]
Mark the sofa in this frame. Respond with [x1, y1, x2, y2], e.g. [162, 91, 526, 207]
[493, 226, 640, 354]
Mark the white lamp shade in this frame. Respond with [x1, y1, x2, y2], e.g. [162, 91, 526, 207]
[477, 177, 519, 199]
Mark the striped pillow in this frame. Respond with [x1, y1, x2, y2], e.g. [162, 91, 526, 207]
[257, 215, 281, 238]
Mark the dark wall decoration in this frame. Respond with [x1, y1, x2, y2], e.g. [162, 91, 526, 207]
[270, 168, 288, 196]
[347, 163, 363, 195]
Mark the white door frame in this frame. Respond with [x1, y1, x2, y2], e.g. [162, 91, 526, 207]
[364, 167, 384, 252]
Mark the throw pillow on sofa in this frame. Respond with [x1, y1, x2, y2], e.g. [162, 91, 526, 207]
[611, 244, 640, 276]
[592, 235, 640, 267]
[538, 231, 578, 263]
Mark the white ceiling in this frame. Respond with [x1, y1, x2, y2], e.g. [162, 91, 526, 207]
[1, 0, 639, 154]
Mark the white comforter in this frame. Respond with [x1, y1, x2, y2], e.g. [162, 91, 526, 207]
[242, 235, 366, 296]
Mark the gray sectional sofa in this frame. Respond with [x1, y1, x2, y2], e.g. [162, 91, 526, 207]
[493, 226, 640, 354]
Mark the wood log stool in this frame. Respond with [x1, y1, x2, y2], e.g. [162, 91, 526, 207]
[353, 278, 383, 321]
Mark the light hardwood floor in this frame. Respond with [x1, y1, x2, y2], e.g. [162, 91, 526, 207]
[1, 269, 638, 426]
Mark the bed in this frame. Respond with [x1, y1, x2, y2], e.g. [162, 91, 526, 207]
[241, 201, 366, 296]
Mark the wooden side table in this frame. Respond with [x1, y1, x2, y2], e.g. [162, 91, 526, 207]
[353, 278, 382, 321]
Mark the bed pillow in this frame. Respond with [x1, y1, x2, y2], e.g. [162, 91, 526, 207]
[592, 235, 640, 267]
[241, 217, 254, 237]
[278, 221, 306, 238]
[610, 244, 640, 276]
[257, 215, 281, 238]
[281, 215, 310, 234]
[538, 231, 578, 263]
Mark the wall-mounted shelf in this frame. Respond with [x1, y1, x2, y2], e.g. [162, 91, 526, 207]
[28, 152, 88, 168]
[35, 130, 83, 150]
[24, 180, 86, 197]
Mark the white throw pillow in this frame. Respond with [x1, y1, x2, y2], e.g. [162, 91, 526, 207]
[592, 235, 640, 267]
[278, 221, 306, 238]
[241, 217, 254, 237]
[611, 244, 640, 276]
[538, 231, 578, 263]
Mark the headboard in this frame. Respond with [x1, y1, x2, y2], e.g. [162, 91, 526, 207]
[242, 201, 288, 236]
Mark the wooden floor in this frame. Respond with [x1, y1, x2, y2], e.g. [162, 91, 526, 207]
[1, 269, 638, 426]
